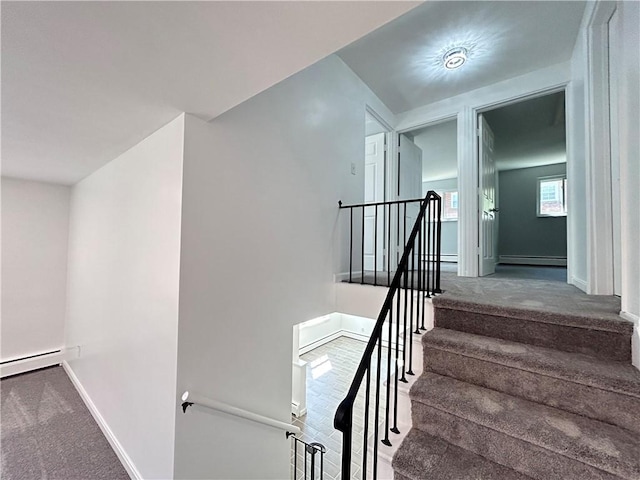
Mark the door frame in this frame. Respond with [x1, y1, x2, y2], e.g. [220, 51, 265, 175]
[365, 106, 394, 271]
[397, 115, 459, 272]
[474, 86, 569, 279]
[396, 63, 572, 278]
[584, 0, 619, 295]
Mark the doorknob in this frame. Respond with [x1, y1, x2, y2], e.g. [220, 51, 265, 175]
[489, 208, 500, 212]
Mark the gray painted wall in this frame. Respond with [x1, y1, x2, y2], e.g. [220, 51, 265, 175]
[423, 178, 457, 256]
[498, 163, 567, 258]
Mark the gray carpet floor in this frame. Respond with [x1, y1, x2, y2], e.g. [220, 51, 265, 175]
[439, 271, 622, 323]
[1, 366, 129, 480]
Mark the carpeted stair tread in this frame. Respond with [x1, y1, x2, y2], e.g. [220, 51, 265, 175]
[432, 296, 633, 334]
[392, 429, 534, 480]
[422, 328, 640, 398]
[410, 373, 640, 480]
[433, 297, 631, 361]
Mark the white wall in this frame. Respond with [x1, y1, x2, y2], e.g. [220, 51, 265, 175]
[65, 115, 185, 479]
[1, 178, 70, 361]
[615, 0, 640, 367]
[413, 120, 458, 182]
[174, 55, 395, 479]
[566, 24, 590, 292]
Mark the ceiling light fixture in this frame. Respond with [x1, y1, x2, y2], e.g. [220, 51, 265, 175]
[443, 47, 468, 70]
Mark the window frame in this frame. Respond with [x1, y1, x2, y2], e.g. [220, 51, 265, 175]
[435, 189, 459, 222]
[537, 174, 567, 217]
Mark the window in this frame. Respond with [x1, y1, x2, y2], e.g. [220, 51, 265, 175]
[439, 190, 458, 221]
[537, 175, 567, 217]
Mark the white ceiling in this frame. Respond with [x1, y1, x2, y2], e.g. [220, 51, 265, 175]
[1, 1, 418, 185]
[338, 1, 585, 114]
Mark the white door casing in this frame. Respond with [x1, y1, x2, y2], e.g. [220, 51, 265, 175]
[608, 7, 622, 296]
[398, 134, 423, 264]
[364, 132, 386, 271]
[479, 115, 498, 276]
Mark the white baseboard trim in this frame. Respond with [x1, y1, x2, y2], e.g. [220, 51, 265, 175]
[299, 331, 344, 355]
[301, 328, 418, 356]
[423, 254, 457, 263]
[333, 271, 364, 283]
[291, 402, 307, 418]
[62, 361, 140, 480]
[340, 330, 371, 343]
[1, 347, 80, 378]
[620, 311, 640, 326]
[499, 255, 567, 266]
[570, 276, 588, 292]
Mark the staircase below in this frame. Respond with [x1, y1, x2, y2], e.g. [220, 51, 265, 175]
[393, 282, 640, 480]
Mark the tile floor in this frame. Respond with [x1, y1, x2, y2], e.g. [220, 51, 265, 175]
[291, 336, 413, 480]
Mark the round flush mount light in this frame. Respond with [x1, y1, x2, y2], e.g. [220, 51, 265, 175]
[443, 47, 468, 70]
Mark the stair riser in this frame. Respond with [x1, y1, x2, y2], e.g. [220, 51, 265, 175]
[412, 402, 623, 480]
[424, 347, 640, 435]
[434, 308, 631, 361]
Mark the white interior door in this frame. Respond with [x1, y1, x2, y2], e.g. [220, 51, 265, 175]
[479, 115, 498, 276]
[398, 134, 423, 262]
[364, 132, 386, 271]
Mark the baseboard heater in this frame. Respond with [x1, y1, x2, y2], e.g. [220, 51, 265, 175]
[1, 347, 80, 378]
[498, 255, 567, 267]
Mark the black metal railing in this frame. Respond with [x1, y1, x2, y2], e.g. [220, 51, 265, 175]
[334, 191, 442, 479]
[338, 197, 440, 289]
[288, 433, 326, 480]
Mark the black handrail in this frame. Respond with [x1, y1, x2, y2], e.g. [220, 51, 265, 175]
[334, 191, 442, 479]
[338, 197, 423, 209]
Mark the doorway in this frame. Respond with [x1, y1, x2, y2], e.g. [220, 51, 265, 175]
[407, 119, 458, 274]
[363, 110, 389, 272]
[478, 91, 568, 282]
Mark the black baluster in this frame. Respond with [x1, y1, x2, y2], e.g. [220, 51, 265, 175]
[424, 201, 433, 298]
[374, 205, 378, 286]
[436, 197, 442, 293]
[387, 204, 391, 286]
[373, 337, 382, 480]
[407, 244, 415, 376]
[361, 206, 365, 285]
[382, 309, 392, 446]
[294, 436, 298, 480]
[363, 367, 370, 480]
[401, 266, 408, 383]
[349, 208, 353, 283]
[391, 270, 401, 435]
[421, 210, 427, 330]
[415, 215, 422, 335]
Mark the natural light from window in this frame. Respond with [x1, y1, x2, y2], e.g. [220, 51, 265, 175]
[538, 176, 567, 217]
[439, 190, 459, 221]
[310, 355, 332, 379]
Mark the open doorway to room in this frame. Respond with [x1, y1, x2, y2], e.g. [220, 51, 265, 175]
[479, 91, 568, 282]
[406, 119, 458, 275]
[363, 110, 390, 273]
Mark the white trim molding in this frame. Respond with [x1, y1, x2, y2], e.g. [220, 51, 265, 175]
[585, 1, 617, 295]
[570, 276, 589, 292]
[1, 347, 80, 378]
[620, 311, 640, 370]
[499, 255, 567, 267]
[333, 270, 364, 283]
[62, 362, 140, 480]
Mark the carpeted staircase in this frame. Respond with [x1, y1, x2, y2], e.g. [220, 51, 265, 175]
[393, 296, 640, 480]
